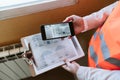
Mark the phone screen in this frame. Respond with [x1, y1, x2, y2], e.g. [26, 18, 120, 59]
[41, 22, 74, 40]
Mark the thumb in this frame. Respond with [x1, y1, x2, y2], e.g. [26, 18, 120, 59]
[62, 65, 71, 71]
[63, 17, 73, 22]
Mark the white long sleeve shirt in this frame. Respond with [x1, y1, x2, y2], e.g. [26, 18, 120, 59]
[83, 1, 118, 31]
[76, 1, 120, 80]
[76, 66, 120, 80]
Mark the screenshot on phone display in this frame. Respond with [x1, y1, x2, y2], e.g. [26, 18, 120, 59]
[41, 22, 75, 40]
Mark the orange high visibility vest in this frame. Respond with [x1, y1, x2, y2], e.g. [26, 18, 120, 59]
[88, 1, 120, 70]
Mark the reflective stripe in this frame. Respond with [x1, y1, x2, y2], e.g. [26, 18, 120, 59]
[93, 32, 97, 39]
[89, 46, 98, 64]
[98, 60, 120, 70]
[96, 65, 102, 68]
[88, 1, 120, 70]
[106, 58, 120, 67]
[99, 33, 110, 59]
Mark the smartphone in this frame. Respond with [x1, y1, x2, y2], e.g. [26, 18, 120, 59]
[41, 22, 75, 40]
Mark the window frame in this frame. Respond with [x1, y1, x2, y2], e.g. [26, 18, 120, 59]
[0, 0, 78, 20]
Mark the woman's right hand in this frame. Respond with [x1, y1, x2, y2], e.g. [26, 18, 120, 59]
[62, 59, 80, 74]
[63, 15, 85, 35]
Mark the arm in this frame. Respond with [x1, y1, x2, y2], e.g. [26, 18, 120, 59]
[83, 1, 118, 31]
[77, 66, 120, 80]
[62, 61, 120, 80]
[63, 1, 118, 34]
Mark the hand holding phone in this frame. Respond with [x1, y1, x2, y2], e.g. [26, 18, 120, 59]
[41, 22, 75, 40]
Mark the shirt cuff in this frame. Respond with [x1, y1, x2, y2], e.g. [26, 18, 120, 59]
[76, 66, 90, 80]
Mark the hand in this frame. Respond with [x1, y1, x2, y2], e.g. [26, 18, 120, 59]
[62, 60, 80, 74]
[63, 15, 85, 35]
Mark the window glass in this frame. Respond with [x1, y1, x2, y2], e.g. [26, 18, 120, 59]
[0, 0, 49, 8]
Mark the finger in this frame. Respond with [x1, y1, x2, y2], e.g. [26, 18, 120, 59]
[62, 65, 67, 68]
[63, 58, 72, 67]
[62, 65, 71, 71]
[65, 60, 71, 67]
[72, 61, 80, 66]
[62, 58, 67, 62]
[63, 16, 73, 22]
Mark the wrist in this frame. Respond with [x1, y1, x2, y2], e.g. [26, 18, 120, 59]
[81, 17, 88, 32]
[72, 64, 80, 74]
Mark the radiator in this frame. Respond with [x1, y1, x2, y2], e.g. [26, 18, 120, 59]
[0, 43, 31, 80]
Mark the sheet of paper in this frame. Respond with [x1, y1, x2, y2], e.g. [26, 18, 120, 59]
[21, 33, 85, 75]
[30, 34, 78, 70]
